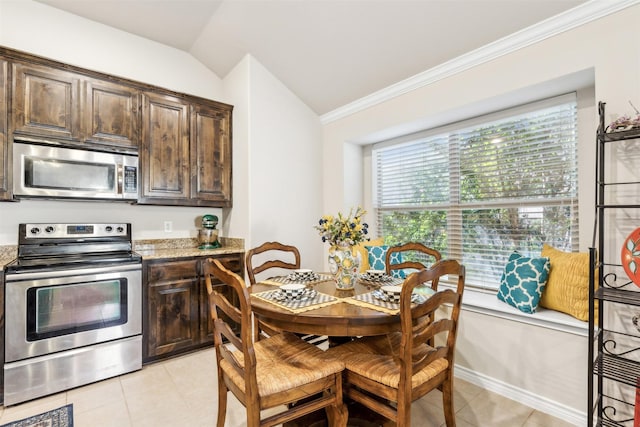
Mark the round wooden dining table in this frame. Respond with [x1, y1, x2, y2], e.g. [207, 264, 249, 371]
[250, 276, 403, 427]
[249, 276, 402, 337]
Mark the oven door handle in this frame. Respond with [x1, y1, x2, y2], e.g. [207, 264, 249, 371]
[5, 262, 141, 282]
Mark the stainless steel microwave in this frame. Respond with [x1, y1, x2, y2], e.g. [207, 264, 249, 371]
[13, 142, 138, 201]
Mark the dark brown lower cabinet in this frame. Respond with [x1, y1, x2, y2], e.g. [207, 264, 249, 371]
[0, 270, 4, 405]
[143, 253, 243, 363]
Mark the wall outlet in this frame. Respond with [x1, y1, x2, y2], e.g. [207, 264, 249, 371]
[164, 221, 172, 233]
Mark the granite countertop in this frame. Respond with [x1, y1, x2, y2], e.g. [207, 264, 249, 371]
[134, 237, 244, 260]
[0, 245, 17, 268]
[0, 238, 244, 268]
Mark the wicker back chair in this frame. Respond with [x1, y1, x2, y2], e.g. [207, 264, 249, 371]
[385, 242, 442, 278]
[245, 241, 328, 345]
[245, 241, 301, 285]
[203, 258, 347, 427]
[330, 259, 465, 426]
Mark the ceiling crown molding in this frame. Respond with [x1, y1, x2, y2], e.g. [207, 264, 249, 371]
[320, 0, 640, 125]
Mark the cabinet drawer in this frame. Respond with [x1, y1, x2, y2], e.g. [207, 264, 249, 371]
[199, 255, 243, 284]
[146, 255, 242, 283]
[147, 260, 198, 282]
[209, 255, 242, 273]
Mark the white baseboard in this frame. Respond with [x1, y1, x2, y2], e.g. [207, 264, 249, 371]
[455, 364, 586, 426]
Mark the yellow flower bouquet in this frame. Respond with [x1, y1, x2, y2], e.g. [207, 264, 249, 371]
[315, 207, 371, 289]
[315, 206, 369, 247]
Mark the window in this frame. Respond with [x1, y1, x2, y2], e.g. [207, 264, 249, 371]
[373, 94, 578, 290]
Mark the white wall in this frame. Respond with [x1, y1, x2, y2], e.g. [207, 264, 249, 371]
[222, 56, 251, 245]
[456, 310, 587, 420]
[0, 201, 221, 243]
[220, 54, 325, 270]
[245, 57, 324, 271]
[321, 4, 640, 422]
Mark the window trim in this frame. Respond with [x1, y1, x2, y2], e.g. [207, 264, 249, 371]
[372, 93, 577, 152]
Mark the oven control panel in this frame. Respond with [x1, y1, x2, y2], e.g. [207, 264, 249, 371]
[23, 223, 129, 239]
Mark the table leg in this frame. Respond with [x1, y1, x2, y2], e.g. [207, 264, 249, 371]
[283, 400, 386, 427]
[328, 336, 354, 347]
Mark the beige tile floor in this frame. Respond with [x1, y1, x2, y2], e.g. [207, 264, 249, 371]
[0, 348, 576, 427]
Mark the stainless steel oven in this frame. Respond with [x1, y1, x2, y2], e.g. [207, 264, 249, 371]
[3, 223, 142, 406]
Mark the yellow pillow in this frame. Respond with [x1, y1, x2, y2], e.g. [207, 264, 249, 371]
[354, 237, 384, 272]
[540, 244, 594, 321]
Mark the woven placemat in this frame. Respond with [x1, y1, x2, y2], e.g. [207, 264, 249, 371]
[345, 289, 432, 315]
[357, 276, 403, 287]
[252, 289, 341, 313]
[261, 273, 333, 287]
[345, 292, 402, 314]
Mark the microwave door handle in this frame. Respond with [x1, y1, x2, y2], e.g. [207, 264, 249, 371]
[117, 164, 123, 195]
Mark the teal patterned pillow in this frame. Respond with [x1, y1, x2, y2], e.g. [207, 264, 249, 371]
[497, 252, 550, 314]
[365, 245, 405, 278]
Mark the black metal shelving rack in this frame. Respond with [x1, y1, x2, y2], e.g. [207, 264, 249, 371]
[589, 101, 640, 427]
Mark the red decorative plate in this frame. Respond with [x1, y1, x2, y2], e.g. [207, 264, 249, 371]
[621, 227, 640, 287]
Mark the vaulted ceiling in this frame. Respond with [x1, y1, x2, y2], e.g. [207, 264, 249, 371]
[35, 0, 593, 115]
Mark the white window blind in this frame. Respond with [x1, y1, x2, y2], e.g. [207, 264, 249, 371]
[373, 94, 578, 289]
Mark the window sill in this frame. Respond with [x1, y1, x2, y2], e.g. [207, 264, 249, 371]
[459, 288, 589, 337]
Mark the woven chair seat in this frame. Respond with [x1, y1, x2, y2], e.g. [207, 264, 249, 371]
[329, 260, 465, 426]
[222, 331, 344, 396]
[330, 331, 448, 390]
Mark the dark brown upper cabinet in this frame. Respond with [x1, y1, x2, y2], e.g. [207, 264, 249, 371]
[83, 78, 140, 150]
[139, 93, 233, 207]
[12, 62, 81, 142]
[139, 92, 190, 202]
[190, 103, 232, 206]
[0, 59, 9, 200]
[11, 62, 140, 152]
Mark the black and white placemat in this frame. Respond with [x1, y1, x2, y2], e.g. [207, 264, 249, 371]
[252, 288, 340, 313]
[346, 289, 431, 314]
[261, 273, 332, 286]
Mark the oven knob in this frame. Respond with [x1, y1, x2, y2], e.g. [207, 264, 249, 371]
[45, 226, 55, 234]
[29, 227, 41, 235]
[105, 226, 113, 232]
[116, 226, 124, 233]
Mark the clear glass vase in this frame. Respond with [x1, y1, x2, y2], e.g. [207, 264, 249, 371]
[328, 243, 361, 290]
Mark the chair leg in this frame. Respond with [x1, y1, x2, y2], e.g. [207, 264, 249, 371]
[325, 373, 348, 427]
[442, 375, 456, 427]
[246, 404, 261, 427]
[325, 402, 349, 427]
[397, 398, 410, 426]
[217, 378, 228, 427]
